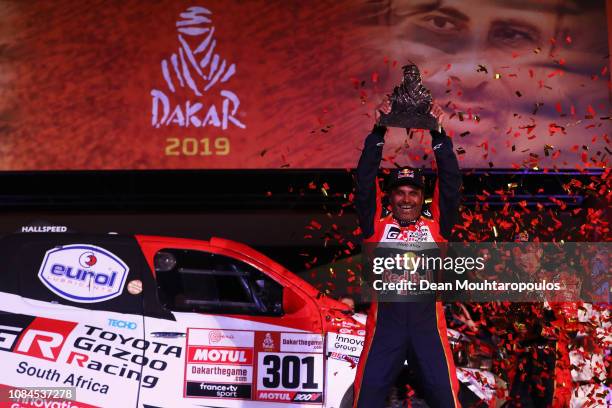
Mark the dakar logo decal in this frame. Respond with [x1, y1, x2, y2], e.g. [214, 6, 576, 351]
[262, 332, 275, 350]
[151, 6, 245, 130]
[38, 244, 129, 303]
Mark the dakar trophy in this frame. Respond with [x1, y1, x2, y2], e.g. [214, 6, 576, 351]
[378, 63, 439, 130]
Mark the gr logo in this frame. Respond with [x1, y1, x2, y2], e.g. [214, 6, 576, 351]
[0, 325, 22, 351]
[385, 226, 403, 240]
[14, 317, 77, 361]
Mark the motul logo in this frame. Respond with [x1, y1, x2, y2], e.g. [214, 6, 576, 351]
[189, 347, 251, 364]
[258, 392, 291, 401]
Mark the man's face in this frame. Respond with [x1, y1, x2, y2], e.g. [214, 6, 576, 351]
[390, 184, 424, 222]
[390, 0, 556, 132]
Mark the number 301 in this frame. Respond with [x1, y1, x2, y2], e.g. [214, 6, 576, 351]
[165, 137, 230, 156]
[262, 355, 318, 389]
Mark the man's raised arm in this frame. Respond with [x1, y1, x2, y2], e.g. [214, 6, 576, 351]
[430, 125, 462, 239]
[355, 124, 386, 240]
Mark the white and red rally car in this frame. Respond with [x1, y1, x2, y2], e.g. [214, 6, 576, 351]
[0, 233, 365, 407]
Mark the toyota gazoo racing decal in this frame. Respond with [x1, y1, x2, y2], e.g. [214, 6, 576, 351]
[0, 312, 182, 403]
[184, 328, 324, 404]
[37, 244, 129, 303]
[381, 223, 435, 243]
[66, 323, 181, 390]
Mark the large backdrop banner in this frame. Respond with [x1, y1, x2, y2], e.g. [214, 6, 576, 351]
[0, 0, 609, 170]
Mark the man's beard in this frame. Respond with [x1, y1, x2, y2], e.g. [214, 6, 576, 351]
[393, 212, 419, 226]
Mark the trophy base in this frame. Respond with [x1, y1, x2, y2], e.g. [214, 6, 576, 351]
[378, 111, 439, 130]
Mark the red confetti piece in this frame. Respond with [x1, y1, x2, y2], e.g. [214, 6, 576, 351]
[586, 105, 596, 118]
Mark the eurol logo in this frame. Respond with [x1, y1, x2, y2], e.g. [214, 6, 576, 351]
[38, 244, 129, 303]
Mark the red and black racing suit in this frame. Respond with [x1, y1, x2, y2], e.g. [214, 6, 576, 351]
[353, 125, 462, 408]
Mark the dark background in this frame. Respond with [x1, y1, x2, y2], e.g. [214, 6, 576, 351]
[0, 169, 604, 293]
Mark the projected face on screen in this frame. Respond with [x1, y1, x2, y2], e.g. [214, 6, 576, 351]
[357, 0, 608, 167]
[391, 0, 555, 130]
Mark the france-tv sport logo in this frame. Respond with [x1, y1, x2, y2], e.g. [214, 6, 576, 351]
[38, 244, 129, 303]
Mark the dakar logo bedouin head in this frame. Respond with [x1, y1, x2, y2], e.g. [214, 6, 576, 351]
[262, 333, 275, 349]
[151, 6, 245, 130]
[38, 244, 129, 303]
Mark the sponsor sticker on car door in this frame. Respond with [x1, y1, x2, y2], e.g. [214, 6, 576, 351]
[185, 329, 254, 399]
[38, 244, 129, 303]
[184, 328, 324, 404]
[256, 332, 324, 403]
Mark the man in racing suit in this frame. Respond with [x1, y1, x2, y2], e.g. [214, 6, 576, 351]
[353, 101, 462, 408]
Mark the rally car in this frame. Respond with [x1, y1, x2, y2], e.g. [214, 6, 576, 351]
[0, 232, 364, 407]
